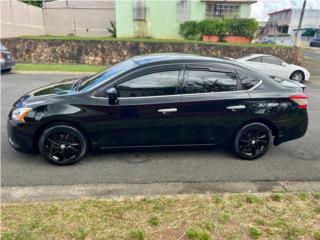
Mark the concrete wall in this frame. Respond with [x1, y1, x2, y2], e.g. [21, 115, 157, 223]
[0, 0, 45, 38]
[43, 0, 115, 37]
[116, 0, 254, 39]
[1, 38, 304, 66]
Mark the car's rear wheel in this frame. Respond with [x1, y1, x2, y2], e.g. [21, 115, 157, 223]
[233, 123, 272, 160]
[39, 125, 87, 165]
[290, 71, 305, 83]
[1, 68, 12, 73]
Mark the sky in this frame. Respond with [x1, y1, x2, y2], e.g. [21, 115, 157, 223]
[251, 0, 320, 21]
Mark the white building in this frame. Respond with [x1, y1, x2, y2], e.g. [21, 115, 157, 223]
[260, 8, 320, 46]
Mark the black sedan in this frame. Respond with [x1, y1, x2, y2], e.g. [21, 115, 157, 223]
[7, 54, 308, 165]
[310, 39, 320, 48]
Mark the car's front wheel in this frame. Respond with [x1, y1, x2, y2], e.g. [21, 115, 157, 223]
[233, 123, 272, 160]
[290, 71, 305, 83]
[39, 124, 87, 165]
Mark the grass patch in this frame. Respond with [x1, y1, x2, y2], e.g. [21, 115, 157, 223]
[129, 228, 145, 240]
[271, 193, 283, 202]
[248, 226, 263, 239]
[14, 63, 107, 73]
[148, 216, 159, 226]
[186, 227, 209, 240]
[1, 193, 319, 239]
[16, 35, 293, 48]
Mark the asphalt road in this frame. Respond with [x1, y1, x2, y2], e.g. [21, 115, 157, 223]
[1, 72, 320, 187]
[304, 48, 320, 62]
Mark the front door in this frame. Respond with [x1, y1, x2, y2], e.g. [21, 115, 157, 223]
[93, 66, 184, 147]
[179, 65, 251, 145]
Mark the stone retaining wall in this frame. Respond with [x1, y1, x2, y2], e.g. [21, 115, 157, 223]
[1, 38, 304, 65]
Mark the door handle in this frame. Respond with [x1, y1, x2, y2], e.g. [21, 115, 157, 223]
[157, 108, 177, 114]
[226, 105, 246, 111]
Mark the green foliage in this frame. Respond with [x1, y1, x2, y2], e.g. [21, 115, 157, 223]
[148, 216, 159, 226]
[22, 0, 42, 7]
[245, 194, 260, 204]
[271, 193, 283, 202]
[186, 227, 209, 240]
[129, 229, 145, 240]
[179, 21, 201, 40]
[228, 18, 259, 39]
[298, 192, 308, 201]
[314, 229, 320, 240]
[107, 21, 116, 38]
[249, 226, 263, 239]
[313, 192, 320, 199]
[180, 18, 259, 40]
[48, 205, 58, 215]
[219, 213, 231, 224]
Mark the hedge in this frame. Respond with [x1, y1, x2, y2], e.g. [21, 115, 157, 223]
[179, 18, 259, 40]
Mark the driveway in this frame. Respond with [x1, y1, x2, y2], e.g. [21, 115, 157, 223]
[1, 72, 320, 187]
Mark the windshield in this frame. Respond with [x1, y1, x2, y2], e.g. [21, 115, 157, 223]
[78, 59, 138, 91]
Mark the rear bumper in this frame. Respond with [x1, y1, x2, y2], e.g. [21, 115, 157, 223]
[274, 110, 308, 145]
[1, 59, 16, 70]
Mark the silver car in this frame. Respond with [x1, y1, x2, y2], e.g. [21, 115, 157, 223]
[1, 44, 16, 73]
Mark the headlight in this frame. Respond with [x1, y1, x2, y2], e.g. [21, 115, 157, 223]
[11, 108, 33, 123]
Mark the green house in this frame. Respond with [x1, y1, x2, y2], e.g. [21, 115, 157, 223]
[116, 0, 257, 39]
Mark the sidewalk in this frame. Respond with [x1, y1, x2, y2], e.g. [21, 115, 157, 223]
[2, 181, 320, 203]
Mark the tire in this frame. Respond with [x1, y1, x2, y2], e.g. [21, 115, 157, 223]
[233, 123, 272, 160]
[290, 71, 305, 83]
[1, 68, 12, 73]
[39, 124, 87, 165]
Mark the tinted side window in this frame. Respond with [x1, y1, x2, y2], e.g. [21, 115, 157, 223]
[237, 71, 261, 90]
[248, 57, 262, 62]
[183, 70, 238, 94]
[262, 56, 281, 65]
[116, 71, 179, 97]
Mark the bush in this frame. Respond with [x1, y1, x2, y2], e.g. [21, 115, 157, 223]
[228, 18, 258, 39]
[179, 18, 259, 40]
[179, 21, 201, 40]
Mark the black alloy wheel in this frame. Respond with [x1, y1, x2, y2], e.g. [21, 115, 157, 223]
[290, 71, 305, 83]
[39, 125, 87, 165]
[233, 123, 272, 160]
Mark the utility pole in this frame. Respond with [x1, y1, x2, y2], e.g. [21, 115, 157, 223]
[294, 0, 307, 47]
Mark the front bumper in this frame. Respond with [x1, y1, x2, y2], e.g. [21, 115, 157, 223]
[7, 119, 35, 153]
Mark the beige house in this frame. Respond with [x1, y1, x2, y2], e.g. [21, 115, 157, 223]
[0, 0, 116, 38]
[43, 0, 115, 37]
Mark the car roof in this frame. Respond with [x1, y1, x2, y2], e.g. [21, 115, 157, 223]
[131, 53, 225, 66]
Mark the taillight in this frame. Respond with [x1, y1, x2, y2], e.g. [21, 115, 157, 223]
[289, 95, 308, 109]
[0, 53, 3, 59]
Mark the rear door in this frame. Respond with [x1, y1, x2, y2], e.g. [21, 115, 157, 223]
[179, 64, 251, 145]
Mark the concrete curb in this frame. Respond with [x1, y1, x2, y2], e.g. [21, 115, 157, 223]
[2, 181, 320, 203]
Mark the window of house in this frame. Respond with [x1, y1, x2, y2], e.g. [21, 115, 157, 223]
[133, 0, 146, 21]
[206, 3, 240, 19]
[177, 0, 190, 23]
[116, 71, 179, 98]
[183, 70, 238, 94]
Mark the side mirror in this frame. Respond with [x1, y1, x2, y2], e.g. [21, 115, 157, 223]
[281, 62, 286, 67]
[106, 87, 119, 104]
